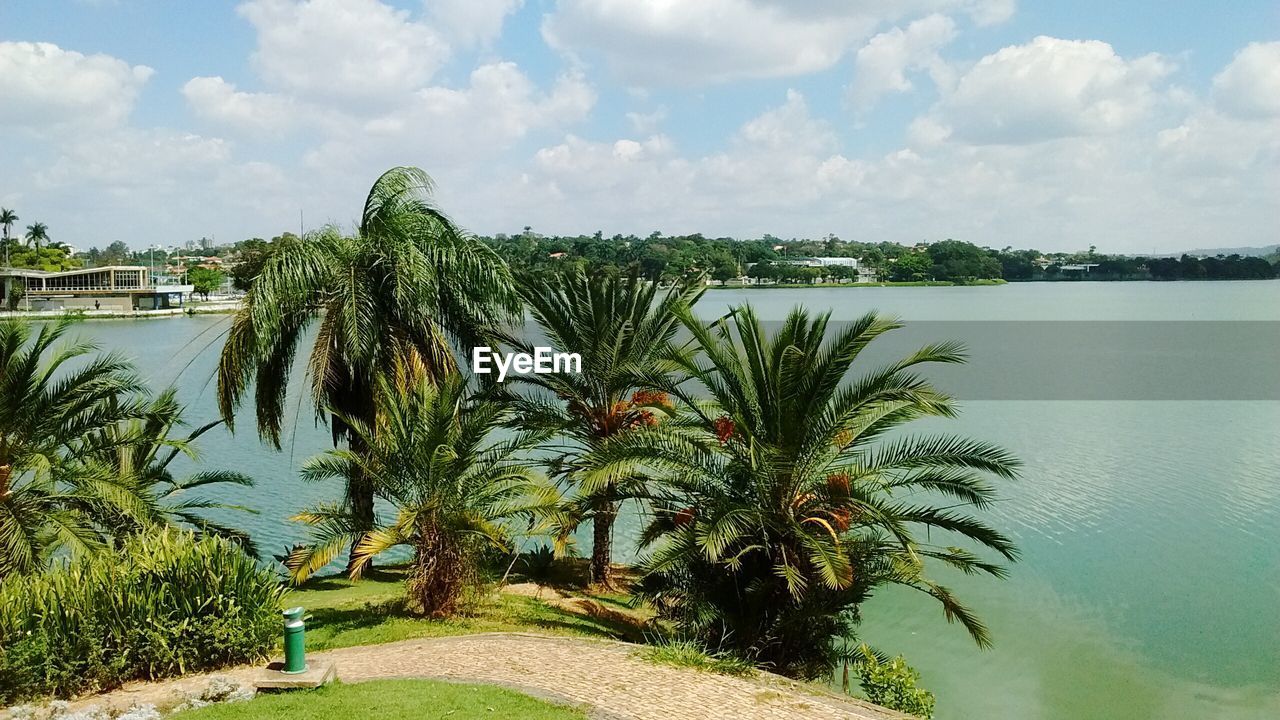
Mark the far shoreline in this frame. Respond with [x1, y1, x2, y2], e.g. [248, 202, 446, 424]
[709, 279, 1003, 289]
[0, 303, 241, 321]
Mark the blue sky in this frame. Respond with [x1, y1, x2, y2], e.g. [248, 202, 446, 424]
[1, 0, 1277, 253]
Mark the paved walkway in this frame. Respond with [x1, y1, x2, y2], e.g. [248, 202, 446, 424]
[51, 633, 909, 720]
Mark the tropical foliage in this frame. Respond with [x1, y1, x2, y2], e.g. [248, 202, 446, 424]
[71, 389, 259, 556]
[0, 208, 16, 266]
[0, 166, 1028, 712]
[0, 318, 147, 576]
[851, 648, 936, 719]
[0, 318, 252, 576]
[509, 269, 704, 586]
[286, 375, 557, 616]
[578, 305, 1019, 678]
[0, 213, 77, 272]
[24, 222, 49, 255]
[0, 528, 284, 703]
[217, 167, 520, 558]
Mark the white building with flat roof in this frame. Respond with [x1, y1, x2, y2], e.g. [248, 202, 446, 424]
[0, 266, 193, 311]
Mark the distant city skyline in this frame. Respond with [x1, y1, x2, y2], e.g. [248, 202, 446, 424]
[1, 1, 1277, 253]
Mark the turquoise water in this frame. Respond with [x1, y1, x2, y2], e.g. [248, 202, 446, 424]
[66, 281, 1280, 720]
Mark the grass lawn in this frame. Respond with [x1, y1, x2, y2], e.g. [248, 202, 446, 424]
[170, 679, 587, 720]
[285, 565, 648, 651]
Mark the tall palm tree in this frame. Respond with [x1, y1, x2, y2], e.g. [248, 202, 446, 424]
[510, 269, 704, 587]
[580, 305, 1019, 679]
[0, 208, 17, 267]
[217, 167, 520, 564]
[24, 222, 48, 257]
[0, 318, 150, 577]
[287, 375, 557, 616]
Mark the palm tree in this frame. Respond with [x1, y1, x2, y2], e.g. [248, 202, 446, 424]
[216, 167, 520, 565]
[71, 388, 259, 556]
[510, 269, 704, 587]
[24, 222, 48, 257]
[0, 318, 150, 577]
[287, 375, 556, 616]
[580, 305, 1019, 679]
[1, 208, 17, 267]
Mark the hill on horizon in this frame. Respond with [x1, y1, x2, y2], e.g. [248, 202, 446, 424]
[1172, 243, 1279, 258]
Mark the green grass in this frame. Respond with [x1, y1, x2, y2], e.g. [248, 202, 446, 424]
[170, 679, 587, 720]
[634, 639, 756, 677]
[284, 566, 645, 651]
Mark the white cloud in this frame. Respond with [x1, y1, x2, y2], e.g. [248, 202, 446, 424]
[181, 0, 592, 183]
[35, 130, 233, 190]
[0, 41, 153, 130]
[1155, 106, 1280, 185]
[1211, 41, 1280, 119]
[163, 3, 594, 235]
[182, 76, 299, 135]
[850, 14, 957, 111]
[426, 0, 523, 48]
[626, 108, 667, 134]
[7, 10, 1274, 258]
[237, 0, 450, 103]
[517, 91, 862, 229]
[736, 90, 836, 156]
[541, 0, 1015, 86]
[931, 36, 1174, 145]
[961, 0, 1015, 26]
[301, 63, 595, 174]
[496, 77, 1276, 252]
[16, 127, 294, 248]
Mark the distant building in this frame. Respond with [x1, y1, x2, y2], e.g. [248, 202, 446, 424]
[780, 257, 860, 269]
[0, 266, 193, 311]
[1059, 263, 1099, 273]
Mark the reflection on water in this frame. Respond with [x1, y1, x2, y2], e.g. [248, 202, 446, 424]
[60, 281, 1280, 720]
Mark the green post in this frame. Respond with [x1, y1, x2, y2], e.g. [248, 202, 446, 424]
[282, 606, 307, 674]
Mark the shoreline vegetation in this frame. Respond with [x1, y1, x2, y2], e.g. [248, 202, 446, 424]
[3, 202, 1277, 305]
[2, 167, 1025, 720]
[8, 272, 1280, 322]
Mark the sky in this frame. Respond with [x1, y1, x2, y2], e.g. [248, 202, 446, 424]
[0, 1, 1277, 254]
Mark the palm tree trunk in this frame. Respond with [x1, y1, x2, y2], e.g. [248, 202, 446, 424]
[411, 520, 467, 617]
[589, 499, 618, 587]
[344, 433, 377, 572]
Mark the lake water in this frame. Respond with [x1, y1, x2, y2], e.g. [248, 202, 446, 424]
[64, 282, 1280, 720]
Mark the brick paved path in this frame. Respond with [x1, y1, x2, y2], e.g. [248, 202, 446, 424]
[44, 633, 910, 720]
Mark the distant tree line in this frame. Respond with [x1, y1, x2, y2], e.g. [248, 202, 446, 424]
[477, 231, 1012, 283]
[476, 231, 1278, 284]
[22, 219, 1280, 287]
[1143, 254, 1276, 280]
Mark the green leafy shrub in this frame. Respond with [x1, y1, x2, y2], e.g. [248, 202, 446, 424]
[853, 651, 936, 719]
[0, 528, 284, 703]
[519, 545, 557, 581]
